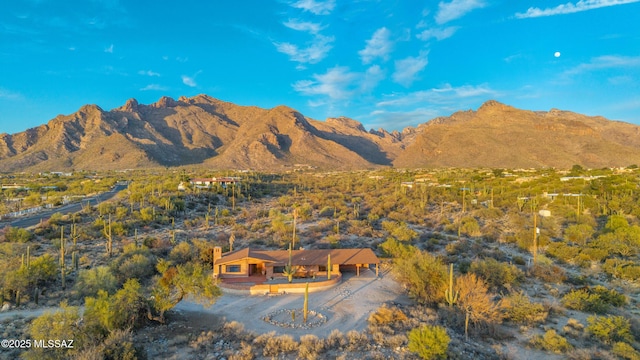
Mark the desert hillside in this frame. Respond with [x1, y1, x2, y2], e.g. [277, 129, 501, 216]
[1, 96, 639, 171]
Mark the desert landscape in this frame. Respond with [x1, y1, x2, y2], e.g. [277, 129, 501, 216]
[2, 1, 640, 358]
[0, 167, 638, 359]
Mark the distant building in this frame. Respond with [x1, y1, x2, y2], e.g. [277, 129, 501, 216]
[189, 177, 240, 189]
[401, 182, 414, 189]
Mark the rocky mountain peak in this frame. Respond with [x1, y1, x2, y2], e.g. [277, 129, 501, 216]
[152, 96, 180, 108]
[118, 98, 139, 112]
[326, 117, 366, 132]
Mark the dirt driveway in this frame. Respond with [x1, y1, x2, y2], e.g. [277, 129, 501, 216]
[174, 268, 410, 339]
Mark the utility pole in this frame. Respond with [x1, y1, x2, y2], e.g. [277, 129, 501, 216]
[532, 212, 538, 265]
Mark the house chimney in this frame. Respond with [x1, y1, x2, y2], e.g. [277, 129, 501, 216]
[213, 246, 222, 263]
[212, 246, 222, 277]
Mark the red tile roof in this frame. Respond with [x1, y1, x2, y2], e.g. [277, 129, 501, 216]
[216, 248, 379, 266]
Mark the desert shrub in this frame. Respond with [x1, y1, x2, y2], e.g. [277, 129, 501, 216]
[546, 242, 580, 263]
[74, 266, 118, 298]
[230, 342, 255, 360]
[469, 258, 523, 291]
[502, 291, 547, 325]
[586, 315, 633, 344]
[459, 216, 481, 237]
[530, 263, 566, 284]
[325, 329, 346, 349]
[602, 258, 640, 281]
[3, 227, 33, 243]
[407, 325, 450, 360]
[561, 289, 608, 314]
[368, 305, 408, 326]
[529, 329, 573, 353]
[563, 318, 585, 338]
[27, 302, 83, 359]
[345, 330, 368, 351]
[319, 206, 333, 217]
[612, 342, 640, 360]
[169, 241, 194, 264]
[101, 328, 142, 360]
[27, 253, 58, 286]
[298, 334, 324, 360]
[382, 220, 418, 242]
[512, 255, 526, 266]
[118, 254, 154, 280]
[262, 335, 297, 357]
[475, 207, 503, 220]
[393, 250, 447, 305]
[591, 286, 627, 307]
[579, 247, 608, 262]
[561, 286, 626, 314]
[110, 248, 156, 282]
[564, 223, 594, 245]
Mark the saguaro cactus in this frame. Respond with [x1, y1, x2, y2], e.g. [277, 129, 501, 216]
[103, 215, 113, 257]
[26, 246, 31, 270]
[71, 222, 79, 246]
[60, 226, 65, 266]
[283, 243, 295, 283]
[72, 251, 79, 271]
[444, 263, 458, 307]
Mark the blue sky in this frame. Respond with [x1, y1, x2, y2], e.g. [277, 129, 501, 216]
[1, 0, 639, 135]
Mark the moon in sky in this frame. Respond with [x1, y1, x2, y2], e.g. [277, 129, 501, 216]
[554, 51, 561, 58]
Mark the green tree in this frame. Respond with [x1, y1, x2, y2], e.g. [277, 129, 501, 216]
[84, 279, 145, 334]
[148, 260, 222, 323]
[393, 250, 447, 305]
[26, 302, 83, 359]
[564, 223, 594, 245]
[74, 266, 118, 298]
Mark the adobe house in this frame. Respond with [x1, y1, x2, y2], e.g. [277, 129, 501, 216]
[212, 247, 380, 280]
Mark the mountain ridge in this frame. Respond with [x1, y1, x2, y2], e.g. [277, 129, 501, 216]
[1, 95, 639, 171]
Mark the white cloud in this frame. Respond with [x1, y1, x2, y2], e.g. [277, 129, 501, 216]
[436, 0, 486, 24]
[138, 70, 160, 77]
[104, 44, 114, 53]
[377, 83, 497, 107]
[182, 72, 200, 87]
[564, 55, 640, 76]
[416, 26, 459, 41]
[292, 65, 386, 108]
[358, 27, 393, 64]
[140, 84, 168, 91]
[367, 108, 441, 129]
[275, 34, 334, 64]
[283, 19, 325, 34]
[291, 0, 336, 15]
[293, 66, 358, 99]
[0, 88, 23, 100]
[608, 75, 633, 85]
[516, 0, 640, 18]
[361, 65, 386, 92]
[392, 52, 429, 87]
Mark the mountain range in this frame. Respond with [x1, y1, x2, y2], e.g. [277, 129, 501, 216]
[1, 95, 639, 172]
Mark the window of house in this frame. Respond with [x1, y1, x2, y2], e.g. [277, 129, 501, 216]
[226, 265, 241, 273]
[273, 266, 285, 273]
